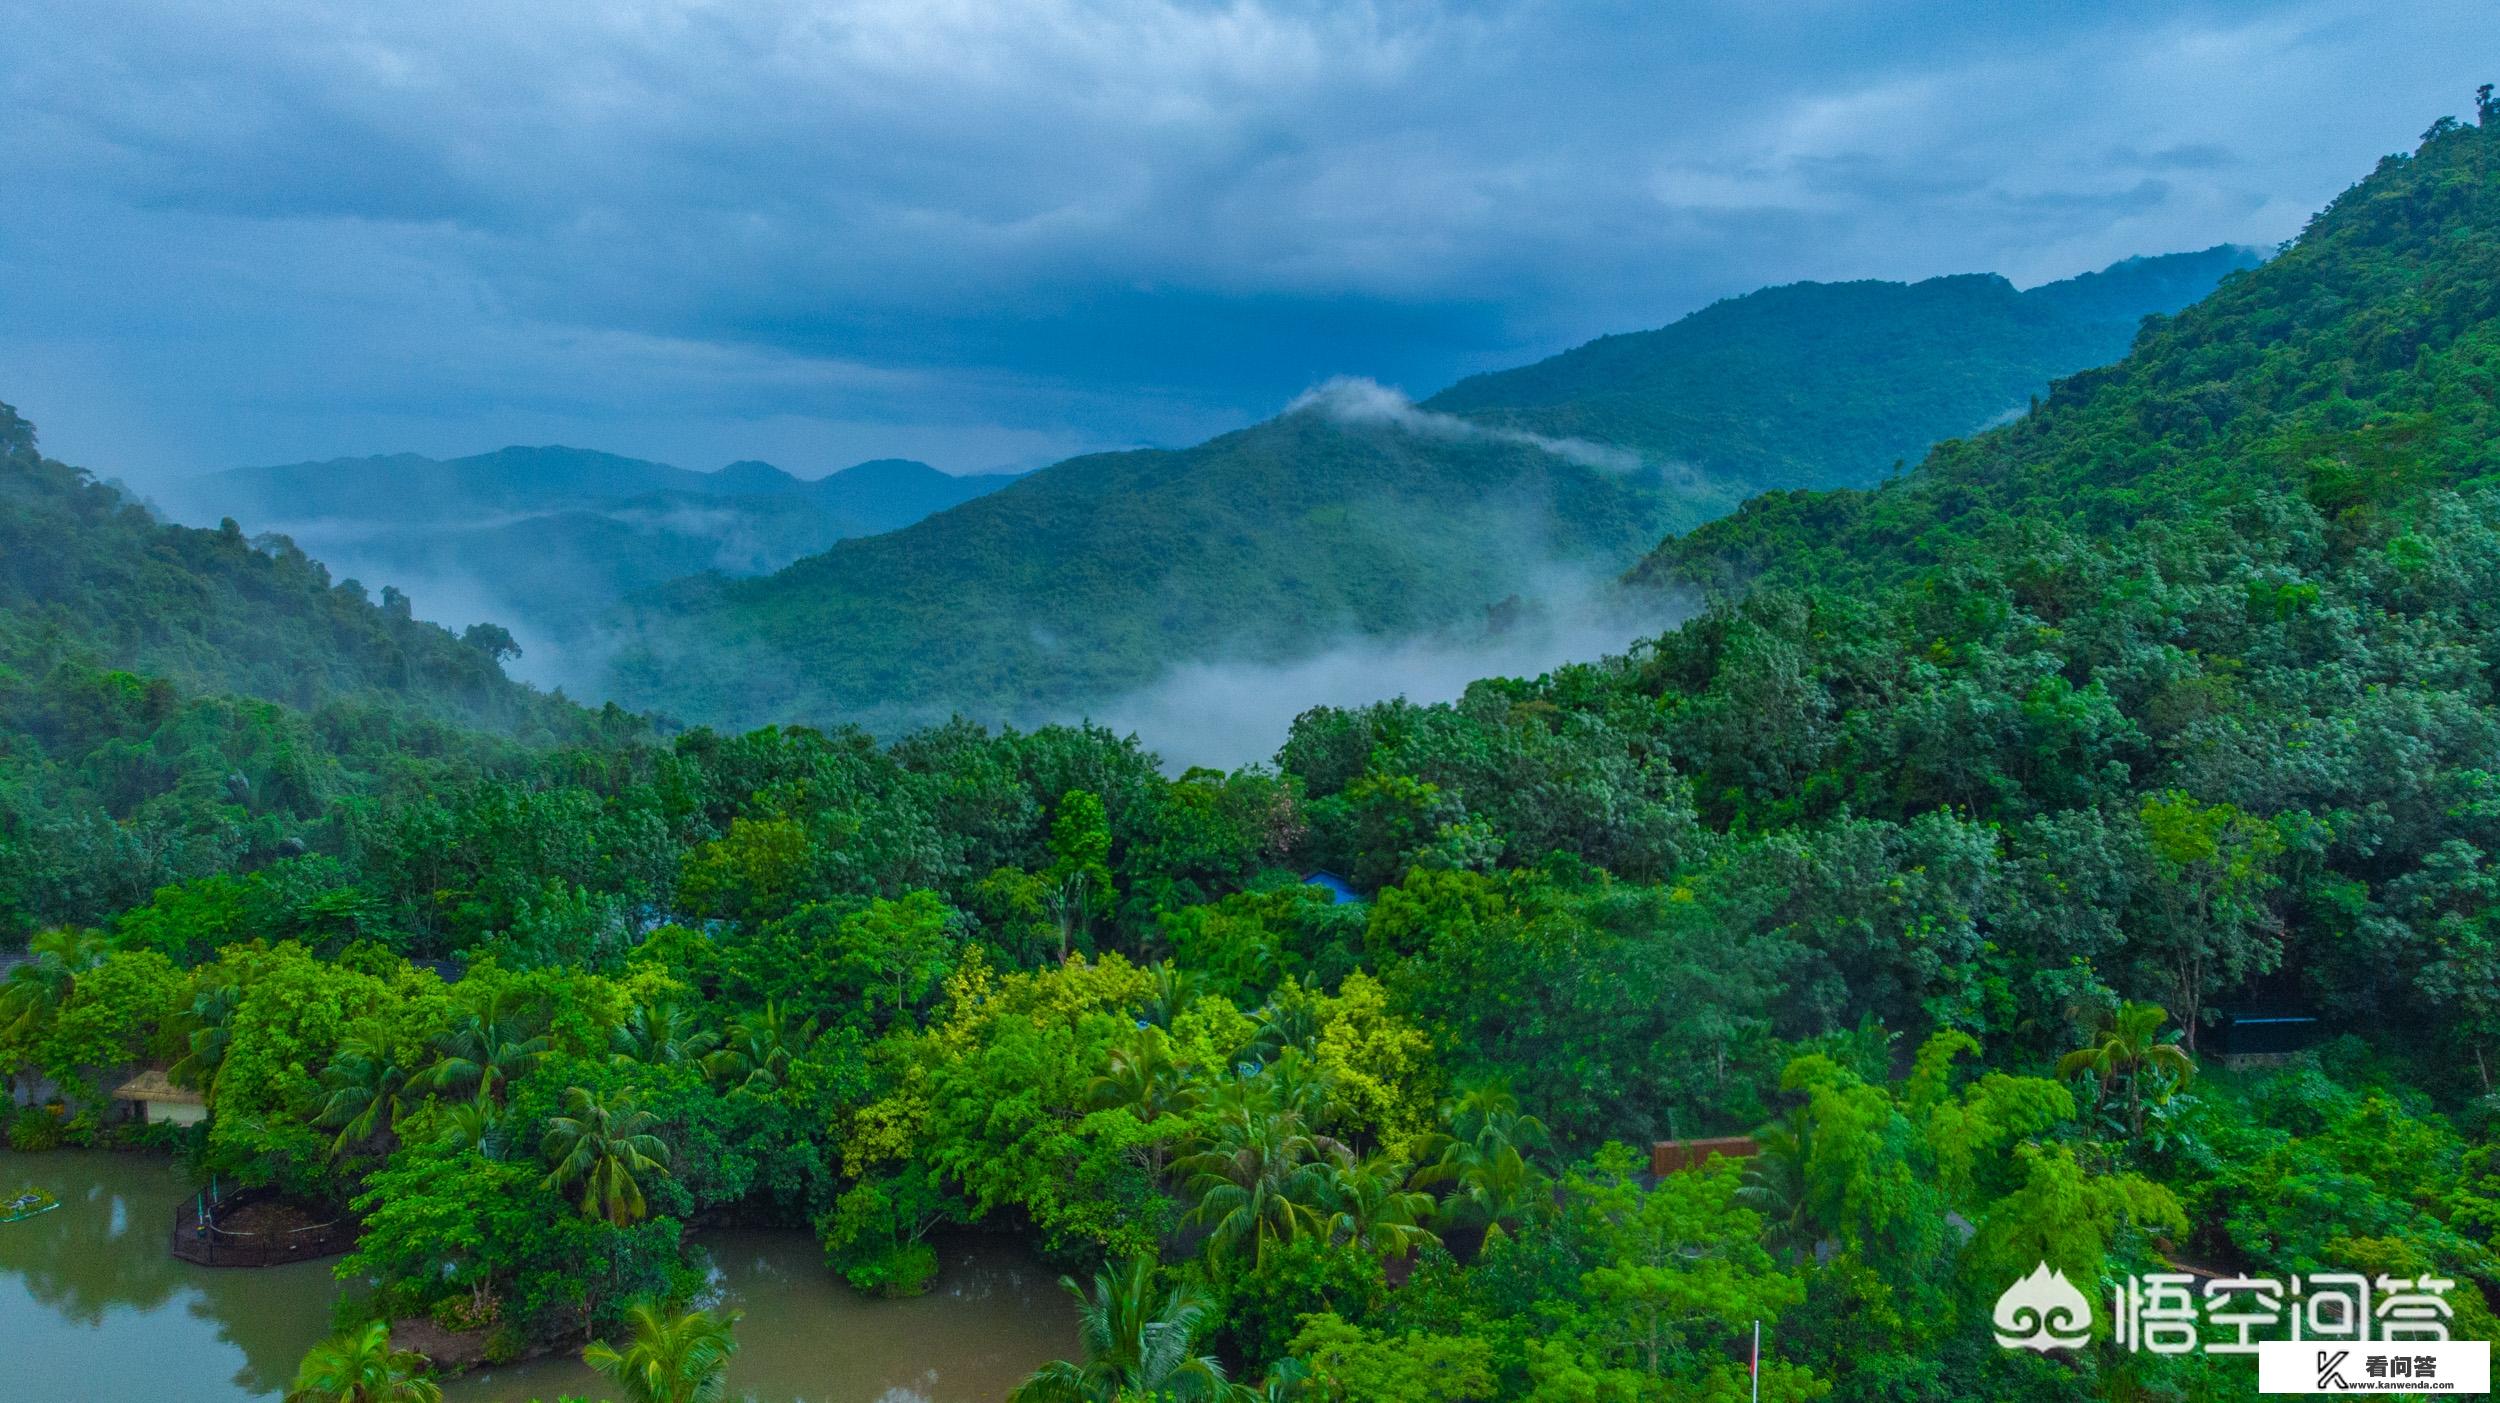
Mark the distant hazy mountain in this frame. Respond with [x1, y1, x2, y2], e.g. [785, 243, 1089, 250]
[157, 447, 1022, 686]
[601, 246, 2262, 735]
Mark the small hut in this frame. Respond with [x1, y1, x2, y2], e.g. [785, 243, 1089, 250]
[1651, 1136, 1758, 1177]
[2209, 1005, 2321, 1067]
[114, 1069, 207, 1127]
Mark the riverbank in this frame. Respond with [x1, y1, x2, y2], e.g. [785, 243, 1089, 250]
[0, 1149, 1069, 1401]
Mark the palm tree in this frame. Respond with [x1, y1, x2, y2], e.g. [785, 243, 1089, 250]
[542, 1086, 673, 1225]
[610, 994, 720, 1070]
[319, 1028, 415, 1157]
[2058, 1001, 2196, 1138]
[405, 1096, 506, 1161]
[0, 927, 107, 1045]
[1324, 1154, 1440, 1260]
[1245, 1359, 1313, 1403]
[167, 981, 244, 1096]
[1144, 961, 1201, 1028]
[583, 1300, 742, 1403]
[1087, 1024, 1199, 1180]
[1735, 1105, 1817, 1261]
[1245, 981, 1323, 1063]
[1088, 1025, 1198, 1121]
[1414, 1081, 1549, 1249]
[1011, 1256, 1231, 1403]
[1262, 1046, 1333, 1126]
[702, 999, 814, 1093]
[1174, 1102, 1346, 1270]
[426, 989, 550, 1104]
[284, 1320, 443, 1403]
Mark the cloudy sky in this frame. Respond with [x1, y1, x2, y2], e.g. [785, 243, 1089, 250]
[0, 0, 2489, 482]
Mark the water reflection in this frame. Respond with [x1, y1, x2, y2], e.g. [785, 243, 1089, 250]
[0, 1151, 1069, 1403]
[0, 1150, 338, 1401]
[447, 1229, 1069, 1403]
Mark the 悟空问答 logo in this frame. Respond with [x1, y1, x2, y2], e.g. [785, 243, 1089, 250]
[1995, 1262, 2094, 1351]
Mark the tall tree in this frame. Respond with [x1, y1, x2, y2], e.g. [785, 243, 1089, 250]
[1011, 1256, 1232, 1403]
[583, 1301, 742, 1403]
[541, 1086, 673, 1225]
[2057, 1001, 2195, 1139]
[1045, 789, 1116, 962]
[283, 1321, 443, 1403]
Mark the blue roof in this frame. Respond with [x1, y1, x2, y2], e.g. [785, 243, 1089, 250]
[1301, 871, 1361, 904]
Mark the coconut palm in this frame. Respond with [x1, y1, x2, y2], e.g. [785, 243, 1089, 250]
[583, 1300, 742, 1403]
[2058, 1001, 2196, 1138]
[1324, 1153, 1439, 1260]
[318, 1027, 415, 1157]
[1088, 1024, 1198, 1122]
[407, 1096, 506, 1160]
[1735, 1104, 1816, 1261]
[542, 1086, 672, 1225]
[1261, 1046, 1333, 1126]
[1010, 1256, 1231, 1403]
[609, 994, 720, 1070]
[1174, 1102, 1346, 1270]
[1245, 1359, 1313, 1403]
[426, 989, 550, 1104]
[1144, 961, 1201, 1028]
[283, 1320, 443, 1403]
[0, 926, 107, 1045]
[1244, 980, 1323, 1063]
[1414, 1081, 1549, 1248]
[167, 980, 244, 1095]
[702, 999, 814, 1093]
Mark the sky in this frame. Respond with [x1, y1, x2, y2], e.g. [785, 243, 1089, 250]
[0, 0, 2491, 483]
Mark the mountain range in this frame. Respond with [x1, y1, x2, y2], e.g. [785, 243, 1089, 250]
[152, 448, 1022, 681]
[598, 245, 2263, 734]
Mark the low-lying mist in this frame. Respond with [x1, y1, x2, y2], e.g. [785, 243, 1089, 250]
[1288, 375, 1650, 475]
[1086, 570, 1690, 771]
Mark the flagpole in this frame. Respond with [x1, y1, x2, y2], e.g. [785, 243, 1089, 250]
[1752, 1318, 1761, 1403]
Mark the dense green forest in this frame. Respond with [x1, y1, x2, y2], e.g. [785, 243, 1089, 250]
[601, 249, 2251, 736]
[0, 409, 640, 940]
[6, 104, 2500, 1403]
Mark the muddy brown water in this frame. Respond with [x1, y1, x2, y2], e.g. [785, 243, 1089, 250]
[0, 1150, 1070, 1402]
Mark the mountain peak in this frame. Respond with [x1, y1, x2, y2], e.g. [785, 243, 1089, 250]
[705, 459, 804, 495]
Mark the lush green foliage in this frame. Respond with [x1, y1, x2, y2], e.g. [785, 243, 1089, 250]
[15, 103, 2500, 1403]
[0, 406, 644, 941]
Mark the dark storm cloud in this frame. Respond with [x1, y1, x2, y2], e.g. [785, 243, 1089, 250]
[0, 0, 2488, 478]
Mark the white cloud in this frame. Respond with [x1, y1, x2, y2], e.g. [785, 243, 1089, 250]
[1286, 375, 1647, 474]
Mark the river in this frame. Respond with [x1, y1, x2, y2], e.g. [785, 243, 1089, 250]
[0, 1150, 1070, 1402]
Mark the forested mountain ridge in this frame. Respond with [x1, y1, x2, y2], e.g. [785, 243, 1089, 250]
[1428, 243, 2261, 493]
[0, 403, 635, 936]
[0, 406, 577, 730]
[605, 407, 1699, 733]
[1641, 133, 2493, 594]
[603, 247, 2257, 735]
[171, 444, 1016, 531]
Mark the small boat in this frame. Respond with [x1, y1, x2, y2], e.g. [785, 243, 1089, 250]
[2, 1187, 59, 1224]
